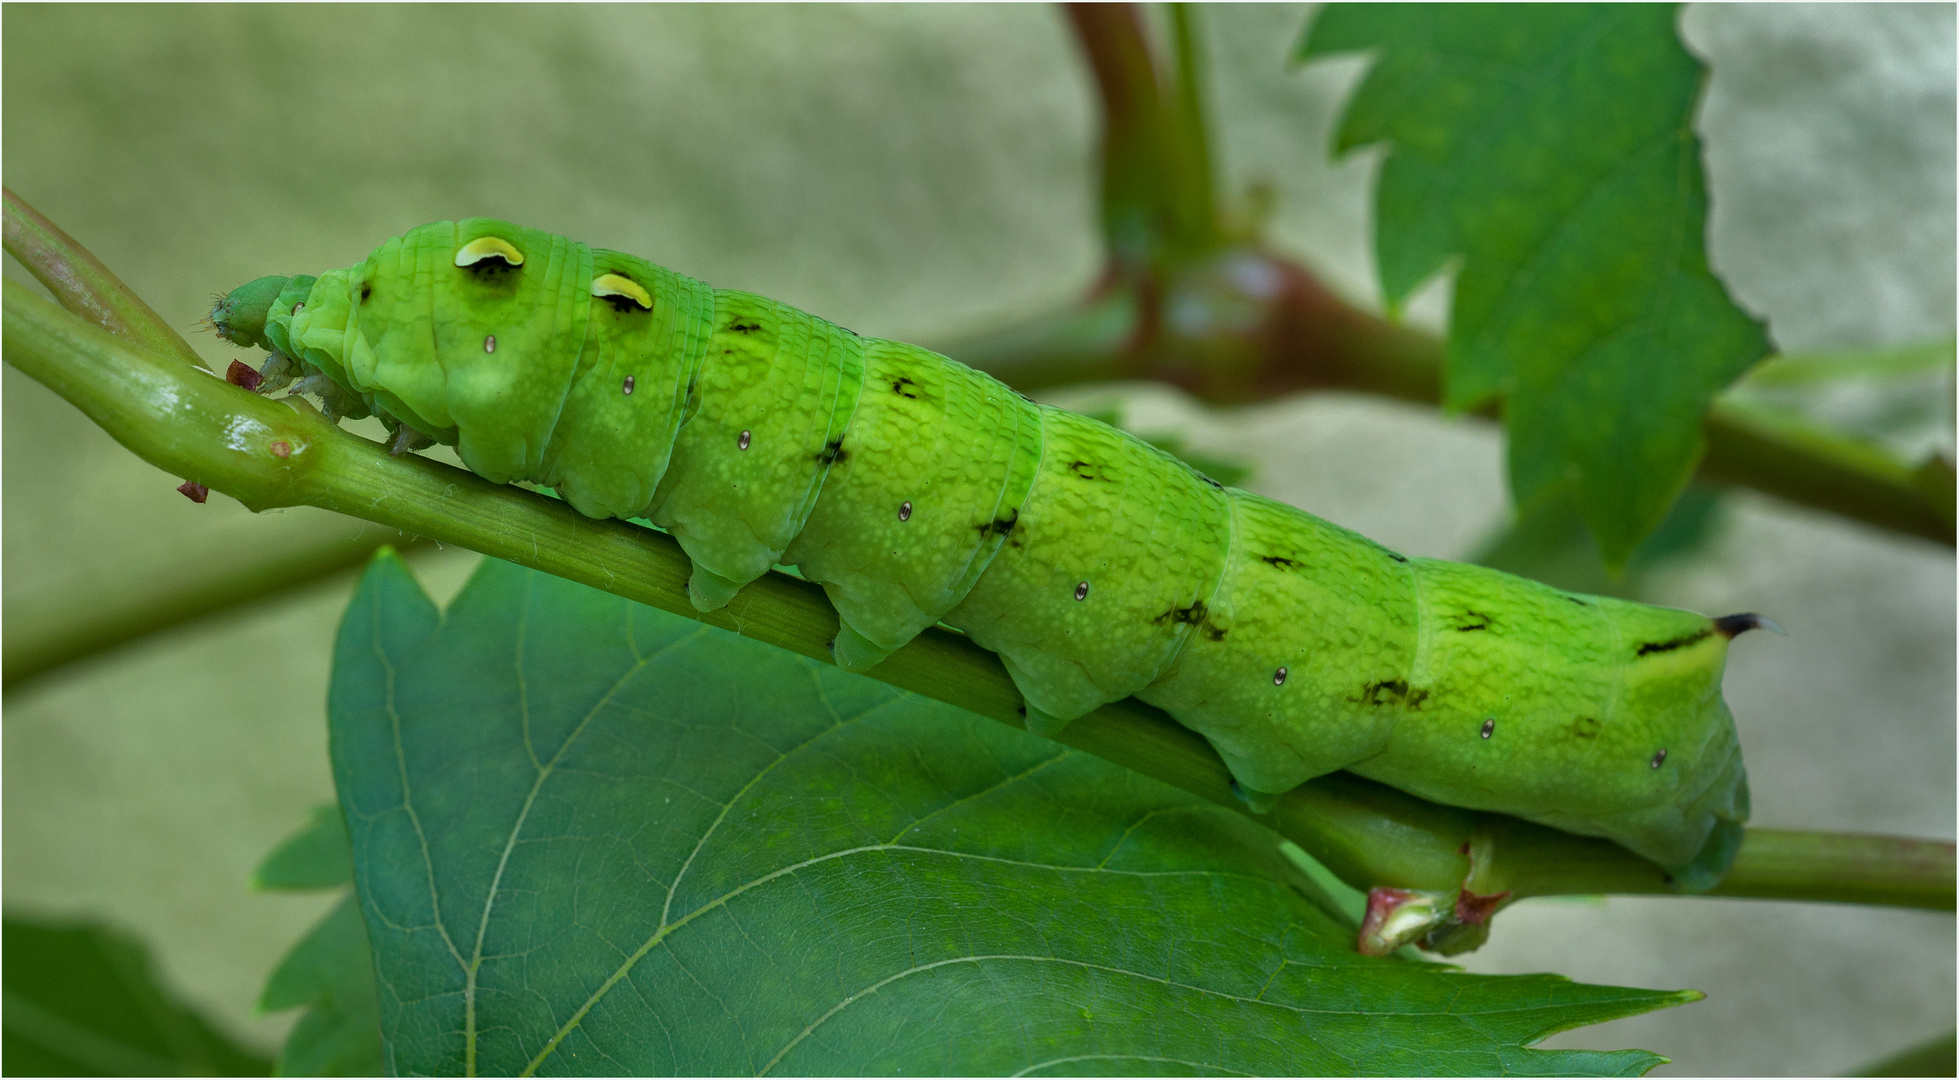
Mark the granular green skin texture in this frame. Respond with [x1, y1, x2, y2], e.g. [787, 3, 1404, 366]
[232, 218, 1750, 886]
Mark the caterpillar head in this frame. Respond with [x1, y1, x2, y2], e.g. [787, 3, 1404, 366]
[207, 274, 293, 351]
[216, 219, 596, 484]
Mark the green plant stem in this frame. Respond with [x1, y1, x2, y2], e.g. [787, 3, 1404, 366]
[1064, 4, 1221, 267]
[9, 278, 1951, 915]
[3, 524, 432, 693]
[2, 186, 208, 371]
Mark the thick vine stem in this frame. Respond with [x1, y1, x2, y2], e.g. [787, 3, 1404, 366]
[8, 279, 1952, 916]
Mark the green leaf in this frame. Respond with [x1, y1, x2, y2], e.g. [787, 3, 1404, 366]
[327, 551, 1694, 1075]
[1299, 4, 1770, 567]
[252, 804, 354, 892]
[256, 896, 384, 1078]
[2, 915, 272, 1076]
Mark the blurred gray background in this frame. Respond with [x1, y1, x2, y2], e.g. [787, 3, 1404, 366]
[4, 5, 1952, 1075]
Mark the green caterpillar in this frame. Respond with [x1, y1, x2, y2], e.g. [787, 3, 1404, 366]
[211, 218, 1759, 889]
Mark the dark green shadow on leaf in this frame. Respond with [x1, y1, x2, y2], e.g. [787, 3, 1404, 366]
[325, 550, 1697, 1075]
[2, 914, 271, 1076]
[1299, 4, 1770, 568]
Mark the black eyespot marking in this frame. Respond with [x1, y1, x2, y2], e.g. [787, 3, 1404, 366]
[892, 377, 919, 399]
[1259, 555, 1302, 571]
[1480, 718, 1496, 739]
[728, 319, 763, 334]
[1385, 551, 1409, 563]
[1636, 628, 1713, 657]
[1155, 600, 1209, 626]
[976, 508, 1019, 539]
[1570, 716, 1602, 739]
[1650, 748, 1668, 769]
[1359, 679, 1409, 705]
[1456, 610, 1492, 632]
[816, 437, 847, 465]
[463, 258, 519, 281]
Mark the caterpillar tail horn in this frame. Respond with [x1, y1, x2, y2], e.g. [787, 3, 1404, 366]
[1715, 612, 1786, 638]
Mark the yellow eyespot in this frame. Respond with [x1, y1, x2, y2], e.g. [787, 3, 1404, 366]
[455, 236, 525, 268]
[592, 273, 654, 311]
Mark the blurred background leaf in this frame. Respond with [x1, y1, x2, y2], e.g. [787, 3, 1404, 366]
[2, 915, 271, 1076]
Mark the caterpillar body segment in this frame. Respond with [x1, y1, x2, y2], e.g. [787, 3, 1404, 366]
[215, 218, 1752, 889]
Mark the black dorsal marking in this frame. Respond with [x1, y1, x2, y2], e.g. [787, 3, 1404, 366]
[1636, 628, 1713, 657]
[1359, 679, 1409, 705]
[1067, 459, 1109, 482]
[815, 437, 847, 465]
[1155, 601, 1209, 626]
[976, 508, 1019, 539]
